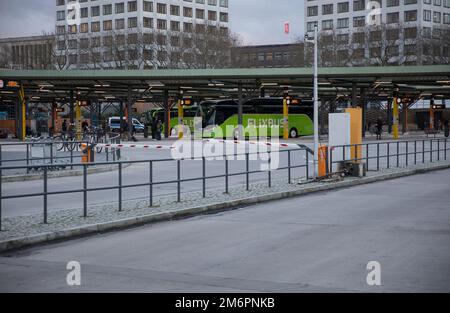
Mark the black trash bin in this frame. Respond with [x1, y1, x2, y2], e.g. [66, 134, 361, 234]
[144, 125, 149, 138]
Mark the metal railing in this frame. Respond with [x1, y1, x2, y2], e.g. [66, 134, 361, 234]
[0, 134, 121, 174]
[329, 138, 449, 174]
[0, 147, 311, 231]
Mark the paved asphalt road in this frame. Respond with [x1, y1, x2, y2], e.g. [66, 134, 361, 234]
[2, 138, 446, 218]
[1, 168, 449, 292]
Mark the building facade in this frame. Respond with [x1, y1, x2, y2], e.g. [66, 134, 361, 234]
[55, 0, 230, 69]
[0, 35, 54, 70]
[231, 44, 305, 68]
[304, 0, 450, 66]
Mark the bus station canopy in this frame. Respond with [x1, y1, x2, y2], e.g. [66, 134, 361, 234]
[1, 65, 450, 103]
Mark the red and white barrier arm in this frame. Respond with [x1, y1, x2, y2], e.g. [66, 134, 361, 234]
[203, 139, 300, 149]
[96, 143, 175, 150]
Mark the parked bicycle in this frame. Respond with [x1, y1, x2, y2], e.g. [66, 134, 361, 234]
[82, 126, 107, 153]
[54, 130, 77, 152]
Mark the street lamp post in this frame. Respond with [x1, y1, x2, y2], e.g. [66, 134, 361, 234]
[313, 25, 319, 178]
[306, 25, 319, 178]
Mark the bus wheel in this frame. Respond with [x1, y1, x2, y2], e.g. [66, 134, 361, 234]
[289, 128, 299, 138]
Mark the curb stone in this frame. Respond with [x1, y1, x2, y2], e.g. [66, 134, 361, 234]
[0, 162, 449, 253]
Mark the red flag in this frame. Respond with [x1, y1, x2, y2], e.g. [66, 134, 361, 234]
[284, 22, 290, 34]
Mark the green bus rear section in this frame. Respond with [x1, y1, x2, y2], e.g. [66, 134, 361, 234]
[205, 114, 313, 138]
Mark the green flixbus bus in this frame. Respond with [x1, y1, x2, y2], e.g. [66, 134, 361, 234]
[201, 98, 314, 139]
[145, 106, 200, 136]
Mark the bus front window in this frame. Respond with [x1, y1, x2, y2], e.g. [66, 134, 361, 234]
[204, 109, 216, 127]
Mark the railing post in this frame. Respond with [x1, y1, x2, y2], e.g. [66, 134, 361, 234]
[149, 161, 153, 207]
[43, 166, 48, 224]
[377, 143, 380, 171]
[202, 157, 206, 198]
[365, 144, 369, 171]
[306, 151, 309, 180]
[118, 162, 122, 212]
[445, 139, 447, 161]
[50, 142, 54, 165]
[414, 140, 417, 165]
[430, 139, 433, 163]
[437, 139, 440, 162]
[406, 141, 409, 166]
[423, 140, 425, 164]
[83, 164, 87, 218]
[225, 157, 229, 194]
[396, 141, 399, 168]
[106, 147, 109, 162]
[26, 144, 30, 174]
[288, 150, 292, 184]
[387, 142, 390, 169]
[70, 149, 74, 170]
[246, 153, 250, 191]
[268, 152, 272, 188]
[329, 147, 333, 174]
[177, 160, 181, 202]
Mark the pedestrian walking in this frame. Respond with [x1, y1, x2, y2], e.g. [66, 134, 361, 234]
[151, 117, 157, 140]
[156, 118, 163, 141]
[62, 120, 67, 133]
[376, 118, 383, 140]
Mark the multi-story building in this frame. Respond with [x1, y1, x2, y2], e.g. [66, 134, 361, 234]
[0, 35, 54, 70]
[55, 0, 230, 69]
[304, 0, 450, 66]
[231, 43, 305, 68]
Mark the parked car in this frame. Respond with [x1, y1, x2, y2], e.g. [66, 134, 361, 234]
[108, 117, 145, 133]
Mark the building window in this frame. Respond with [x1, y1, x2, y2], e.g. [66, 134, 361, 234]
[157, 19, 167, 30]
[433, 11, 441, 23]
[386, 0, 399, 6]
[128, 1, 137, 12]
[404, 0, 417, 4]
[307, 21, 318, 32]
[116, 19, 125, 29]
[91, 6, 100, 17]
[404, 10, 417, 22]
[184, 7, 193, 17]
[337, 2, 349, 13]
[322, 4, 333, 15]
[103, 4, 112, 15]
[56, 10, 65, 21]
[353, 16, 366, 27]
[91, 22, 100, 32]
[171, 21, 180, 31]
[128, 17, 138, 28]
[143, 1, 153, 12]
[307, 6, 318, 17]
[208, 10, 217, 21]
[143, 17, 153, 28]
[322, 19, 333, 30]
[170, 5, 180, 16]
[404, 27, 417, 39]
[337, 18, 349, 28]
[387, 12, 399, 23]
[80, 23, 89, 33]
[116, 3, 125, 14]
[103, 20, 113, 31]
[157, 3, 166, 14]
[353, 0, 365, 11]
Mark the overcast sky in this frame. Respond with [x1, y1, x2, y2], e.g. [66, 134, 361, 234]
[0, 0, 304, 44]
